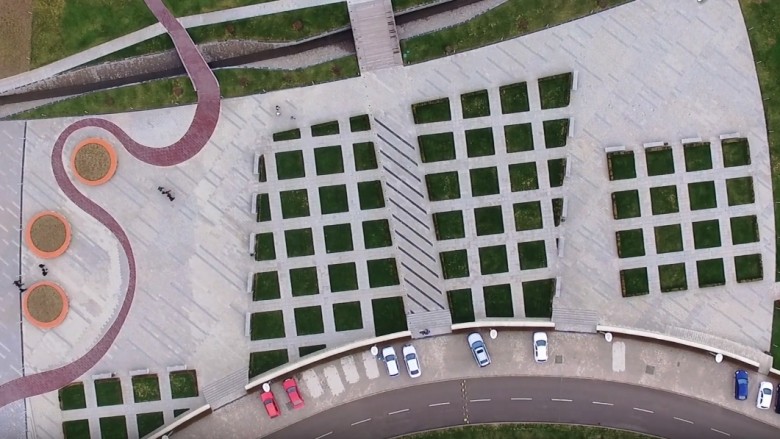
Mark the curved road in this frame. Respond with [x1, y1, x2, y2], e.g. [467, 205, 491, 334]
[266, 377, 778, 439]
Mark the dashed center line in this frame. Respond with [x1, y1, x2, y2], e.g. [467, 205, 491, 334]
[511, 397, 533, 401]
[710, 428, 731, 436]
[592, 401, 614, 406]
[469, 398, 491, 402]
[351, 418, 371, 426]
[428, 402, 450, 407]
[388, 408, 410, 415]
[314, 432, 333, 439]
[551, 398, 572, 402]
[633, 407, 654, 414]
[673, 417, 693, 424]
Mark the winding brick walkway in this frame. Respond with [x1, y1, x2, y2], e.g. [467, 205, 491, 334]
[0, 0, 220, 408]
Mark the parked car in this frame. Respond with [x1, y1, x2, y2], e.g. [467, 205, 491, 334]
[468, 332, 491, 367]
[383, 346, 400, 377]
[757, 381, 773, 409]
[775, 384, 780, 414]
[260, 390, 280, 418]
[533, 332, 548, 363]
[283, 378, 304, 409]
[734, 370, 749, 400]
[402, 344, 421, 378]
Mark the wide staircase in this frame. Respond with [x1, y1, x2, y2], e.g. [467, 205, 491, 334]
[202, 367, 249, 410]
[552, 307, 599, 333]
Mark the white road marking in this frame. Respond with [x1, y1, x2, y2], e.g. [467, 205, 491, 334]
[551, 398, 572, 402]
[351, 418, 371, 426]
[388, 408, 410, 415]
[314, 432, 332, 439]
[341, 356, 360, 384]
[302, 370, 323, 399]
[323, 365, 345, 396]
[428, 402, 450, 407]
[710, 428, 730, 436]
[633, 407, 654, 414]
[673, 417, 693, 424]
[511, 397, 532, 401]
[592, 401, 614, 406]
[469, 398, 491, 402]
[362, 351, 380, 380]
[612, 341, 626, 372]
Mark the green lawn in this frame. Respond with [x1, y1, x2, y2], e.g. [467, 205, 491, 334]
[426, 172, 461, 201]
[275, 150, 305, 180]
[513, 201, 543, 231]
[683, 142, 713, 172]
[608, 152, 637, 180]
[94, 378, 123, 407]
[311, 121, 340, 137]
[771, 302, 780, 369]
[611, 190, 641, 219]
[517, 240, 547, 270]
[289, 266, 319, 296]
[461, 90, 491, 118]
[726, 177, 755, 206]
[478, 245, 509, 275]
[372, 297, 408, 336]
[350, 114, 371, 132]
[367, 258, 400, 287]
[249, 349, 289, 378]
[333, 301, 363, 331]
[504, 123, 534, 152]
[132, 375, 161, 403]
[547, 158, 566, 188]
[353, 142, 378, 171]
[465, 128, 496, 157]
[280, 189, 310, 219]
[273, 128, 301, 142]
[433, 210, 465, 240]
[169, 370, 199, 399]
[319, 184, 349, 215]
[654, 224, 683, 254]
[299, 345, 327, 357]
[721, 138, 751, 167]
[401, 423, 655, 439]
[99, 416, 128, 439]
[250, 310, 286, 340]
[137, 412, 165, 438]
[645, 147, 675, 176]
[499, 82, 530, 114]
[696, 258, 725, 288]
[294, 306, 325, 335]
[620, 267, 649, 297]
[256, 194, 271, 222]
[659, 263, 687, 293]
[447, 289, 475, 323]
[412, 98, 452, 124]
[483, 284, 514, 317]
[328, 262, 359, 292]
[509, 162, 539, 192]
[254, 232, 275, 261]
[538, 73, 573, 109]
[649, 185, 679, 215]
[419, 132, 457, 162]
[63, 419, 91, 439]
[440, 250, 470, 279]
[692, 219, 721, 250]
[357, 180, 385, 210]
[470, 167, 500, 196]
[284, 228, 315, 257]
[173, 408, 190, 418]
[542, 119, 569, 148]
[253, 271, 280, 301]
[362, 219, 393, 249]
[314, 145, 344, 175]
[324, 223, 353, 253]
[688, 181, 717, 210]
[522, 278, 555, 318]
[59, 383, 87, 410]
[730, 215, 760, 245]
[552, 198, 564, 227]
[474, 206, 504, 236]
[734, 254, 763, 283]
[616, 229, 645, 258]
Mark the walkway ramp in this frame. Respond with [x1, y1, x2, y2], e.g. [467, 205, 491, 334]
[348, 0, 402, 72]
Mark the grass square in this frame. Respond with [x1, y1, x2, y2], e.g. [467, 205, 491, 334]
[470, 167, 500, 196]
[522, 278, 555, 318]
[688, 181, 717, 210]
[367, 258, 400, 287]
[173, 409, 189, 418]
[350, 114, 371, 132]
[252, 271, 282, 301]
[721, 138, 751, 167]
[294, 306, 324, 335]
[645, 147, 675, 176]
[465, 128, 495, 157]
[426, 171, 461, 201]
[696, 258, 725, 287]
[659, 263, 687, 293]
[136, 412, 164, 438]
[433, 210, 465, 240]
[256, 193, 271, 222]
[484, 284, 514, 317]
[543, 119, 569, 148]
[479, 245, 508, 275]
[730, 215, 759, 245]
[447, 289, 475, 323]
[500, 82, 530, 114]
[94, 378, 123, 407]
[285, 228, 314, 257]
[538, 73, 572, 109]
[258, 155, 267, 183]
[311, 120, 340, 137]
[518, 240, 548, 270]
[692, 219, 721, 249]
[132, 375, 161, 403]
[248, 349, 288, 378]
[290, 267, 319, 296]
[552, 198, 564, 227]
[735, 254, 763, 282]
[509, 162, 538, 192]
[280, 189, 310, 219]
[461, 90, 491, 118]
[726, 177, 755, 206]
[620, 267, 649, 297]
[616, 229, 645, 258]
[319, 184, 349, 215]
[418, 132, 456, 162]
[275, 150, 305, 180]
[654, 224, 683, 254]
[612, 190, 641, 219]
[358, 180, 385, 210]
[323, 223, 353, 253]
[412, 98, 451, 124]
[440, 249, 469, 279]
[504, 123, 534, 153]
[353, 142, 378, 171]
[474, 206, 504, 236]
[513, 201, 543, 231]
[59, 383, 86, 410]
[372, 297, 408, 336]
[333, 302, 363, 331]
[169, 370, 199, 399]
[99, 416, 127, 439]
[328, 262, 358, 292]
[548, 158, 566, 188]
[608, 152, 637, 180]
[250, 311, 285, 340]
[299, 345, 326, 357]
[363, 219, 392, 249]
[314, 145, 344, 175]
[684, 142, 712, 172]
[273, 128, 301, 142]
[254, 233, 275, 261]
[650, 186, 679, 215]
[63, 420, 90, 439]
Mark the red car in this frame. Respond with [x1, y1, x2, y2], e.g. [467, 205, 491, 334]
[260, 390, 280, 418]
[283, 378, 304, 409]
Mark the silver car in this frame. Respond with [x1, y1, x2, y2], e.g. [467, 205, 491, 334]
[467, 332, 491, 367]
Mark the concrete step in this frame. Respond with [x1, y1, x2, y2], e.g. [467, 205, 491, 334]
[407, 309, 452, 338]
[202, 367, 249, 409]
[552, 307, 599, 333]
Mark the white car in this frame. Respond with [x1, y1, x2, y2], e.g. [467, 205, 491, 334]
[402, 344, 421, 378]
[757, 381, 773, 409]
[533, 332, 548, 363]
[467, 332, 491, 367]
[382, 346, 400, 377]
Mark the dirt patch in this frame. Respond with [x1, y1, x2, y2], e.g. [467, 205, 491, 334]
[30, 214, 66, 253]
[74, 143, 111, 181]
[0, 0, 32, 78]
[26, 285, 64, 323]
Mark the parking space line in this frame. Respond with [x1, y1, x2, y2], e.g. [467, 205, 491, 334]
[511, 397, 532, 401]
[388, 408, 410, 415]
[469, 398, 491, 402]
[351, 418, 371, 426]
[314, 432, 332, 439]
[551, 398, 572, 402]
[710, 428, 730, 436]
[673, 417, 693, 424]
[633, 407, 654, 414]
[592, 401, 613, 406]
[428, 402, 450, 407]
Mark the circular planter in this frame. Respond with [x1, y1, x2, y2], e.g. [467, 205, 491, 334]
[22, 281, 69, 329]
[25, 211, 72, 259]
[71, 138, 118, 186]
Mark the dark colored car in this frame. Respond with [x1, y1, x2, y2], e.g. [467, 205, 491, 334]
[734, 370, 748, 400]
[776, 384, 780, 414]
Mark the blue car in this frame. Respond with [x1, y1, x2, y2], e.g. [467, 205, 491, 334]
[734, 370, 749, 400]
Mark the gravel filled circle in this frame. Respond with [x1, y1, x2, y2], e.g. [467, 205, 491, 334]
[74, 142, 111, 181]
[30, 214, 67, 253]
[26, 285, 63, 323]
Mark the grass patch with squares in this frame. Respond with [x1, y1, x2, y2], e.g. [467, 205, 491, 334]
[543, 119, 569, 148]
[440, 250, 470, 279]
[294, 306, 324, 335]
[692, 219, 721, 249]
[735, 254, 763, 282]
[474, 206, 504, 236]
[99, 416, 127, 439]
[290, 267, 319, 296]
[684, 142, 713, 172]
[434, 210, 465, 240]
[59, 383, 86, 411]
[319, 184, 349, 215]
[333, 302, 363, 331]
[611, 190, 641, 219]
[358, 180, 386, 210]
[483, 284, 514, 317]
[730, 215, 759, 245]
[256, 193, 271, 222]
[654, 224, 683, 254]
[726, 177, 755, 206]
[688, 181, 717, 210]
[721, 138, 751, 167]
[314, 145, 344, 175]
[504, 123, 534, 152]
[132, 375, 161, 403]
[363, 219, 393, 249]
[538, 72, 572, 109]
[607, 152, 636, 180]
[616, 229, 645, 258]
[478, 245, 508, 275]
[509, 162, 539, 192]
[773, 303, 780, 370]
[250, 311, 286, 340]
[461, 90, 491, 118]
[412, 98, 451, 124]
[311, 121, 340, 137]
[299, 345, 326, 357]
[470, 167, 500, 196]
[323, 223, 353, 253]
[659, 263, 687, 293]
[63, 420, 90, 439]
[174, 409, 189, 418]
[353, 142, 378, 170]
[548, 158, 566, 188]
[697, 258, 725, 287]
[254, 233, 276, 261]
[518, 240, 547, 270]
[170, 371, 199, 399]
[249, 350, 289, 378]
[280, 189, 310, 219]
[419, 133, 456, 162]
[552, 198, 564, 227]
[500, 82, 530, 114]
[350, 114, 371, 132]
[273, 128, 301, 142]
[447, 289, 475, 323]
[426, 172, 461, 201]
[522, 278, 555, 318]
[620, 267, 649, 297]
[650, 186, 679, 215]
[367, 258, 400, 287]
[95, 378, 123, 407]
[513, 201, 543, 231]
[328, 262, 358, 292]
[137, 412, 164, 438]
[285, 228, 315, 257]
[372, 297, 408, 336]
[645, 147, 675, 176]
[465, 128, 496, 157]
[275, 150, 305, 180]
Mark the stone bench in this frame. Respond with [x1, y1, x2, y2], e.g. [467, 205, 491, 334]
[719, 132, 741, 140]
[253, 153, 261, 175]
[642, 141, 667, 149]
[604, 145, 626, 153]
[681, 137, 702, 144]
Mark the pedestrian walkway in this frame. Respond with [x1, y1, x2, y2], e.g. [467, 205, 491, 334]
[348, 0, 402, 72]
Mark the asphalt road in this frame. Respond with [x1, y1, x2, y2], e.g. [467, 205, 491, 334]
[264, 377, 779, 439]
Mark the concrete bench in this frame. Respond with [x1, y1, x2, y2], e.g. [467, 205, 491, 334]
[167, 365, 188, 373]
[555, 276, 562, 297]
[92, 372, 114, 380]
[253, 153, 261, 175]
[560, 198, 568, 223]
[248, 233, 256, 256]
[130, 368, 150, 376]
[251, 194, 257, 214]
[681, 137, 702, 145]
[557, 237, 566, 258]
[719, 132, 741, 140]
[247, 273, 254, 294]
[604, 146, 626, 153]
[568, 118, 575, 138]
[572, 71, 579, 91]
[564, 155, 572, 178]
[245, 313, 252, 337]
[642, 141, 667, 149]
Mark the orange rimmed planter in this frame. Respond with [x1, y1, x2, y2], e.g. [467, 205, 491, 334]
[22, 281, 69, 329]
[25, 211, 72, 259]
[71, 137, 118, 186]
